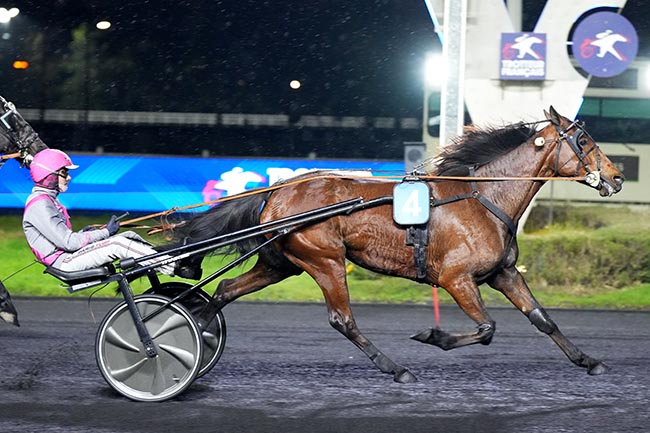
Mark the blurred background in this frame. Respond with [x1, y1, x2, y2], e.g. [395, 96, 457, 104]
[1, 1, 649, 160]
[2, 0, 438, 159]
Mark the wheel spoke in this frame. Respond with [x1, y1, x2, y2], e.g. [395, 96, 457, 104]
[150, 356, 167, 396]
[202, 331, 220, 351]
[105, 326, 141, 352]
[109, 357, 149, 381]
[150, 314, 190, 339]
[159, 343, 197, 370]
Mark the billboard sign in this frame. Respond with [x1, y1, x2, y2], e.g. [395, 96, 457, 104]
[572, 11, 638, 78]
[500, 32, 546, 80]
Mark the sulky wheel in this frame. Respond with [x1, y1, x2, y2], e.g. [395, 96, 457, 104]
[145, 282, 226, 377]
[95, 295, 203, 402]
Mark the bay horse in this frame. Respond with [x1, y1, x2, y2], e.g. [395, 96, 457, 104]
[168, 106, 624, 383]
[0, 95, 49, 326]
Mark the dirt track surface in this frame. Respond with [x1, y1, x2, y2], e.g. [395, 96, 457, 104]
[1, 298, 649, 433]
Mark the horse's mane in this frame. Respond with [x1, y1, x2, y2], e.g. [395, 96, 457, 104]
[429, 123, 537, 176]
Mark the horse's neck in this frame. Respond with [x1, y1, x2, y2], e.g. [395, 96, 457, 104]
[1, 124, 48, 157]
[476, 143, 550, 223]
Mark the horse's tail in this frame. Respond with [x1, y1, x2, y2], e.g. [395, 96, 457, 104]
[170, 192, 267, 257]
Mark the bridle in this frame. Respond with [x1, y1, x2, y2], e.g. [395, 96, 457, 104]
[548, 119, 602, 188]
[0, 96, 43, 165]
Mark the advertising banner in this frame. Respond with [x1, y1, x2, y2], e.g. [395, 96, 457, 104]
[0, 155, 403, 212]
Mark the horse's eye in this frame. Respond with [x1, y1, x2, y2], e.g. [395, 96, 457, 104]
[579, 138, 588, 147]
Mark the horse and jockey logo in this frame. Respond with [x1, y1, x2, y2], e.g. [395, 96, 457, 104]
[202, 167, 265, 203]
[504, 34, 545, 60]
[584, 30, 629, 61]
[500, 33, 546, 80]
[572, 12, 638, 78]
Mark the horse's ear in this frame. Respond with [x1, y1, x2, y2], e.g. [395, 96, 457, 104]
[546, 105, 561, 126]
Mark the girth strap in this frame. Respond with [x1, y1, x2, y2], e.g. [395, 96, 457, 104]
[406, 225, 429, 282]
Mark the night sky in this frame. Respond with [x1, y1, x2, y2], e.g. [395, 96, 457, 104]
[6, 1, 650, 119]
[8, 1, 436, 118]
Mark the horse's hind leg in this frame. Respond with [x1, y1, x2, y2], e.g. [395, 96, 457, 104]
[488, 266, 608, 375]
[195, 259, 297, 329]
[411, 273, 496, 350]
[288, 248, 417, 383]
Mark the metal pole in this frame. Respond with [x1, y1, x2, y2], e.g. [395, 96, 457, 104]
[439, 0, 467, 147]
[506, 0, 523, 32]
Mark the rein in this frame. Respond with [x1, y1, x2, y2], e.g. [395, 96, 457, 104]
[111, 117, 599, 233]
[1, 152, 21, 160]
[119, 172, 584, 233]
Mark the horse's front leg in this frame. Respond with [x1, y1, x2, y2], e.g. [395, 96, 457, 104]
[411, 273, 496, 349]
[0, 281, 19, 326]
[488, 266, 609, 375]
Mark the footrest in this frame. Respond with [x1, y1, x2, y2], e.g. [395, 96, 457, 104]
[44, 265, 115, 285]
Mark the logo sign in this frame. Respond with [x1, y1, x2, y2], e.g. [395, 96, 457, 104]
[572, 11, 638, 78]
[500, 33, 546, 80]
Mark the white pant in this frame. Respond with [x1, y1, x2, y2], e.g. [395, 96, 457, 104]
[57, 231, 174, 275]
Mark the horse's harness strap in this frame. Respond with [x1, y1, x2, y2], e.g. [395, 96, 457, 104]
[431, 192, 474, 207]
[395, 167, 519, 282]
[432, 167, 517, 236]
[427, 167, 518, 269]
[472, 190, 518, 235]
[406, 225, 428, 282]
[552, 120, 601, 179]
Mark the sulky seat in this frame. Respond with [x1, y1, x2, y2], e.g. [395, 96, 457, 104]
[44, 264, 115, 285]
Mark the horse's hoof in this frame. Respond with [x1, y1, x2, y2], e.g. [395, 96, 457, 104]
[394, 369, 417, 384]
[588, 362, 610, 375]
[410, 328, 434, 344]
[410, 327, 456, 350]
[0, 303, 20, 327]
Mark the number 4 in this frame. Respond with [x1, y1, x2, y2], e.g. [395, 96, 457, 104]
[402, 190, 422, 217]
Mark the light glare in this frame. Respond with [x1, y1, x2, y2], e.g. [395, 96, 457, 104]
[290, 80, 301, 90]
[96, 20, 111, 30]
[0, 7, 20, 23]
[424, 52, 445, 90]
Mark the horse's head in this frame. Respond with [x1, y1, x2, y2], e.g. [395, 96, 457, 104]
[0, 95, 48, 166]
[539, 106, 624, 197]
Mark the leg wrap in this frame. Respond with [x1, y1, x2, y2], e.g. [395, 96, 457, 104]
[528, 308, 557, 334]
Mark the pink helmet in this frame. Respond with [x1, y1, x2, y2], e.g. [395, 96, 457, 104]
[30, 149, 79, 188]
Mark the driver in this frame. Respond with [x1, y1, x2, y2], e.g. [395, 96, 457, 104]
[22, 149, 173, 275]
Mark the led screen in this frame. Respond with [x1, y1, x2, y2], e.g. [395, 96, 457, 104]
[0, 154, 403, 212]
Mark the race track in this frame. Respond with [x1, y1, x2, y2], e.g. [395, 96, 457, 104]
[1, 298, 649, 432]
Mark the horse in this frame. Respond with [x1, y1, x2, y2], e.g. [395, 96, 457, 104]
[167, 106, 624, 383]
[0, 95, 49, 326]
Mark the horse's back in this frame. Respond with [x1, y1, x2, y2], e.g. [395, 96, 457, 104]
[263, 170, 396, 219]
